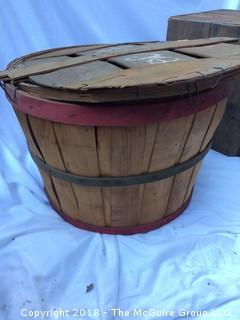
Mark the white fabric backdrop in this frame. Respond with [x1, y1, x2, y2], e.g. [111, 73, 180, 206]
[0, 1, 240, 319]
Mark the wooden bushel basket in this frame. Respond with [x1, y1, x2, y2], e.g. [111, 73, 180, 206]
[1, 38, 239, 234]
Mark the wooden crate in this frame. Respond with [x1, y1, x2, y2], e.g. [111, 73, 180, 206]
[1, 37, 240, 234]
[167, 9, 240, 156]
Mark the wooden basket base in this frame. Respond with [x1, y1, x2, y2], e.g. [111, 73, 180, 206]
[46, 189, 193, 235]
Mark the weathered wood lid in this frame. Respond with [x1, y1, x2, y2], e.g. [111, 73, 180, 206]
[1, 37, 240, 103]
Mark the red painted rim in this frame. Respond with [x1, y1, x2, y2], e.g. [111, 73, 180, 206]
[49, 192, 192, 235]
[5, 81, 229, 126]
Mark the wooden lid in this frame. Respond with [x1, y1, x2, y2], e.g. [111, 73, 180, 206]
[2, 37, 240, 103]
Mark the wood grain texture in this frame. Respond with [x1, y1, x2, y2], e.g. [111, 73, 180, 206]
[3, 37, 237, 81]
[175, 43, 240, 58]
[16, 56, 70, 68]
[36, 44, 111, 59]
[166, 104, 217, 215]
[97, 124, 158, 226]
[27, 116, 80, 218]
[30, 61, 120, 88]
[109, 50, 195, 68]
[138, 115, 194, 224]
[14, 111, 60, 209]
[80, 44, 140, 56]
[14, 101, 227, 228]
[184, 97, 227, 201]
[30, 56, 240, 91]
[167, 10, 240, 155]
[167, 10, 240, 24]
[17, 74, 226, 103]
[53, 124, 105, 226]
[167, 18, 212, 41]
[3, 37, 238, 103]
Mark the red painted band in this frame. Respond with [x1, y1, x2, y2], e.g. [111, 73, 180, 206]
[5, 82, 229, 126]
[49, 192, 192, 235]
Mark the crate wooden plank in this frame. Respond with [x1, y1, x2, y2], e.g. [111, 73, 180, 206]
[167, 9, 240, 156]
[167, 9, 240, 147]
[167, 10, 240, 41]
[211, 97, 240, 155]
[209, 23, 240, 38]
[168, 9, 240, 23]
[167, 18, 212, 41]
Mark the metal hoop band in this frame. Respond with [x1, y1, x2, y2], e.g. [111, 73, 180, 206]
[29, 141, 211, 187]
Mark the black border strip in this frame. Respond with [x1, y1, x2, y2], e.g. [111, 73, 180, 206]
[29, 142, 211, 187]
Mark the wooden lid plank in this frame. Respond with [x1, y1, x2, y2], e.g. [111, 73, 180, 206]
[63, 57, 240, 90]
[78, 44, 140, 56]
[16, 56, 70, 68]
[29, 61, 120, 88]
[109, 50, 195, 68]
[176, 43, 240, 58]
